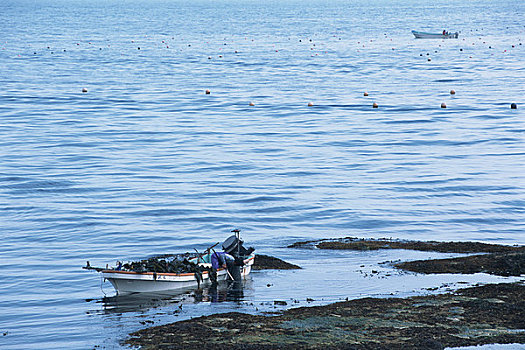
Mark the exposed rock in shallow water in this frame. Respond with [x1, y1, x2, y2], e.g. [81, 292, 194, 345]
[125, 240, 525, 349]
[289, 237, 524, 254]
[252, 254, 301, 270]
[126, 282, 525, 350]
[395, 251, 525, 277]
[289, 237, 525, 277]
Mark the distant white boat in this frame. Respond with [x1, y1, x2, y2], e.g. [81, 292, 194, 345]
[412, 30, 459, 39]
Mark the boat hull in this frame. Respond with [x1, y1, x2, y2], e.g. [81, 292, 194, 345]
[102, 254, 254, 294]
[412, 30, 458, 39]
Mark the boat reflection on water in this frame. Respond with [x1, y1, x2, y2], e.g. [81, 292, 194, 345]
[98, 279, 250, 314]
[205, 280, 244, 303]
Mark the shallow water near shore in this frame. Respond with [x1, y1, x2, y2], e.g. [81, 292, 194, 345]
[86, 247, 523, 349]
[0, 0, 524, 349]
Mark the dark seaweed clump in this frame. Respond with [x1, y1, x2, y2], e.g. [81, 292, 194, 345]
[122, 253, 208, 275]
[252, 254, 301, 270]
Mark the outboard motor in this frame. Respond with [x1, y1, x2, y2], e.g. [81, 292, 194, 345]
[222, 234, 255, 258]
[221, 231, 255, 282]
[222, 235, 241, 256]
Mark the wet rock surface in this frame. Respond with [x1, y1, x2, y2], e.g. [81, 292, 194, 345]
[252, 254, 301, 270]
[396, 251, 525, 276]
[289, 237, 525, 277]
[126, 282, 525, 350]
[289, 237, 524, 254]
[126, 239, 525, 349]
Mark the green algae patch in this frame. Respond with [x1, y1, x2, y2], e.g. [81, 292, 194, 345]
[126, 282, 525, 350]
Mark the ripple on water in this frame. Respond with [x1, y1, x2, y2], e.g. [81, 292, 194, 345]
[1, 0, 524, 349]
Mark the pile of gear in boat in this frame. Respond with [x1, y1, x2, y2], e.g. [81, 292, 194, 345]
[118, 253, 204, 273]
[113, 233, 254, 285]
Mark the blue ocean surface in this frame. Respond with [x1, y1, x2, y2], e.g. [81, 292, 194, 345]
[0, 0, 524, 348]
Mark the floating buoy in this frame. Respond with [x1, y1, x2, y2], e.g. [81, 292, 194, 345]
[364, 92, 369, 96]
[511, 103, 517, 109]
[372, 102, 378, 108]
[82, 88, 88, 93]
[307, 102, 314, 107]
[441, 102, 447, 108]
[249, 102, 255, 106]
[450, 89, 456, 95]
[205, 89, 210, 94]
[208, 56, 212, 59]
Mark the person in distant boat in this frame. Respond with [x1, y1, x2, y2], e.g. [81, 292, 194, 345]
[443, 29, 447, 35]
[210, 251, 235, 286]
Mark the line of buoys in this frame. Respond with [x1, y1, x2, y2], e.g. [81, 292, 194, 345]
[78, 83, 515, 111]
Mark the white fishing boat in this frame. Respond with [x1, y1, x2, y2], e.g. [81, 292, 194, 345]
[84, 231, 256, 295]
[412, 30, 459, 39]
[100, 252, 255, 294]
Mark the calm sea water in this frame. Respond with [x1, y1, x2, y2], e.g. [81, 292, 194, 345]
[1, 0, 524, 348]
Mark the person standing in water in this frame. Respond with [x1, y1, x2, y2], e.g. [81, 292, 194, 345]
[210, 250, 235, 286]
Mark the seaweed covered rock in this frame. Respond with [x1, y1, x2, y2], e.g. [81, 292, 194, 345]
[252, 254, 301, 270]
